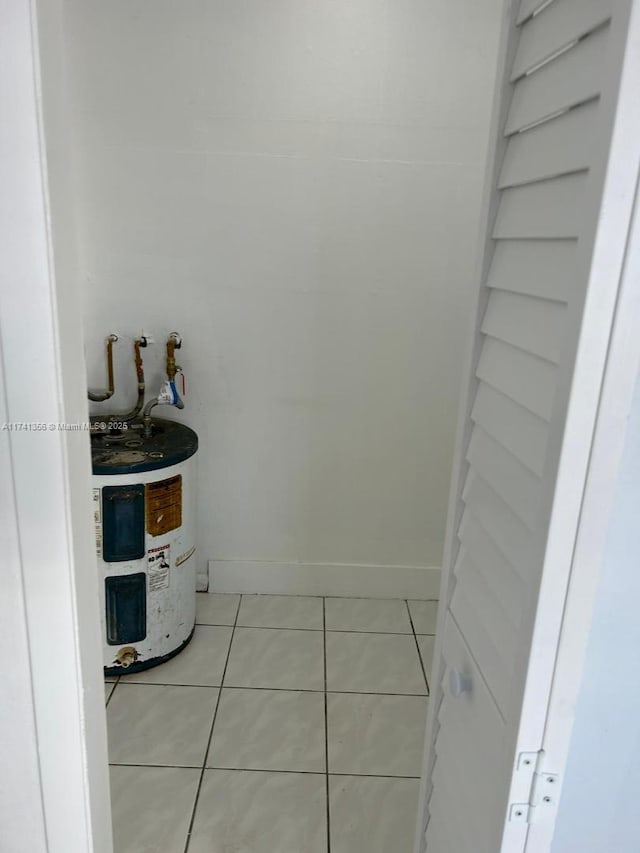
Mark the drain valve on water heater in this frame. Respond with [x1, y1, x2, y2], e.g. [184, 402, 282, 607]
[114, 646, 139, 668]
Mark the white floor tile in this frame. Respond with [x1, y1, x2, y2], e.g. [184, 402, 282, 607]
[122, 625, 232, 687]
[196, 592, 240, 626]
[326, 631, 426, 695]
[327, 693, 428, 777]
[408, 599, 438, 634]
[325, 597, 412, 634]
[329, 775, 420, 853]
[417, 634, 435, 684]
[107, 683, 218, 767]
[189, 769, 327, 853]
[237, 594, 324, 630]
[207, 688, 325, 772]
[225, 627, 324, 690]
[110, 765, 200, 853]
[105, 593, 432, 849]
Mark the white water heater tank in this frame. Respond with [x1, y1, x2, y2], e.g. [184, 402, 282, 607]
[92, 418, 198, 675]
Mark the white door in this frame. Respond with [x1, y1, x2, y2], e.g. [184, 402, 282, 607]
[416, 1, 640, 851]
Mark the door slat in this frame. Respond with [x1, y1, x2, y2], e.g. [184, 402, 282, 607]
[458, 504, 529, 604]
[466, 426, 542, 530]
[424, 814, 455, 853]
[493, 172, 587, 239]
[476, 336, 558, 421]
[450, 583, 512, 714]
[462, 472, 537, 578]
[512, 0, 612, 80]
[454, 548, 521, 661]
[505, 25, 608, 134]
[433, 726, 497, 830]
[471, 381, 549, 475]
[427, 777, 475, 853]
[486, 239, 575, 303]
[499, 99, 598, 188]
[517, 0, 553, 26]
[481, 289, 567, 364]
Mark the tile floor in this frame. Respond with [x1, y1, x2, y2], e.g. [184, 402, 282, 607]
[105, 593, 437, 853]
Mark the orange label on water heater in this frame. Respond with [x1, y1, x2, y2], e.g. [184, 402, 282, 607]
[146, 475, 182, 537]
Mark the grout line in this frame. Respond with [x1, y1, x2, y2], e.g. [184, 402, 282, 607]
[110, 762, 203, 770]
[105, 676, 119, 707]
[204, 768, 419, 780]
[235, 625, 324, 632]
[210, 624, 430, 636]
[115, 681, 221, 690]
[326, 689, 427, 698]
[326, 628, 415, 635]
[199, 592, 438, 602]
[196, 622, 428, 637]
[110, 763, 420, 780]
[197, 621, 431, 636]
[405, 600, 430, 695]
[323, 597, 331, 853]
[329, 772, 421, 780]
[183, 594, 242, 853]
[112, 681, 427, 697]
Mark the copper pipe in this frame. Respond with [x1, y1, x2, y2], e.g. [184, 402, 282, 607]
[109, 337, 147, 425]
[134, 338, 145, 383]
[88, 334, 118, 402]
[142, 334, 184, 437]
[166, 338, 177, 381]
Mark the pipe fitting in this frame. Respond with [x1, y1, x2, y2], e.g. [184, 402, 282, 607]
[115, 646, 139, 668]
[166, 340, 177, 381]
[88, 334, 118, 402]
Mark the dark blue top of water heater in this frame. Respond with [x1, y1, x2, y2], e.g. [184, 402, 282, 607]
[91, 418, 198, 475]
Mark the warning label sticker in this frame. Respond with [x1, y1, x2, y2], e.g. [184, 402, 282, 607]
[93, 488, 102, 557]
[148, 543, 170, 592]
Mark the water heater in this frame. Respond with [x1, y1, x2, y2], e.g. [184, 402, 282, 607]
[92, 419, 198, 675]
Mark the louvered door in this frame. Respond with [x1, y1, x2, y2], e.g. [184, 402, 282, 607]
[415, 1, 640, 852]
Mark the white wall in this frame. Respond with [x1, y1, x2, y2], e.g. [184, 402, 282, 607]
[552, 368, 640, 852]
[63, 0, 500, 593]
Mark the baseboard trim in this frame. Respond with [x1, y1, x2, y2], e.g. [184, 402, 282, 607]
[208, 559, 440, 599]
